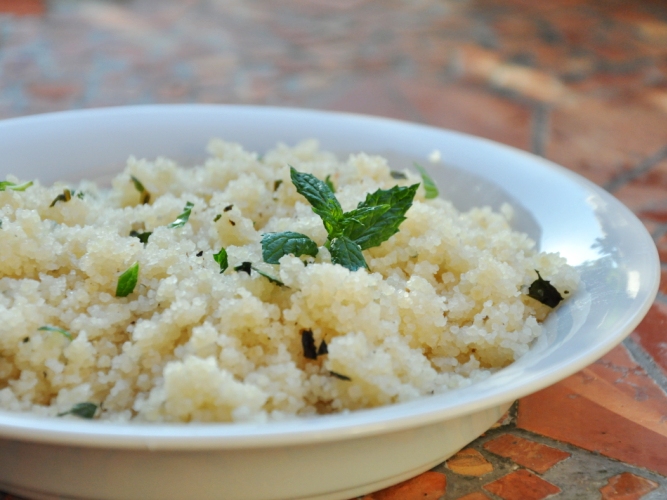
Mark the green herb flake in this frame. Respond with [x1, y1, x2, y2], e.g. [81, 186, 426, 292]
[330, 236, 368, 271]
[252, 266, 285, 286]
[49, 188, 73, 207]
[527, 270, 564, 308]
[301, 329, 317, 360]
[130, 175, 151, 204]
[261, 231, 319, 264]
[317, 339, 328, 356]
[129, 230, 152, 245]
[273, 179, 283, 192]
[414, 163, 439, 199]
[390, 171, 407, 180]
[37, 325, 72, 340]
[213, 247, 229, 273]
[234, 261, 252, 275]
[329, 370, 352, 381]
[213, 214, 222, 222]
[116, 262, 139, 298]
[0, 180, 34, 192]
[58, 402, 98, 419]
[167, 201, 194, 228]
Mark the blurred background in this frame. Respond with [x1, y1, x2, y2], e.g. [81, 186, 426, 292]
[2, 1, 667, 499]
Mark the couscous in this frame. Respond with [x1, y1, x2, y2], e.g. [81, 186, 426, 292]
[0, 140, 577, 422]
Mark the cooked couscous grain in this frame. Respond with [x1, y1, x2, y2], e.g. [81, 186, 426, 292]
[0, 140, 577, 422]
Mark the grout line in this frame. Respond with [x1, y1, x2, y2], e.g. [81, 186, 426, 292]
[604, 145, 667, 193]
[530, 103, 550, 157]
[622, 337, 667, 395]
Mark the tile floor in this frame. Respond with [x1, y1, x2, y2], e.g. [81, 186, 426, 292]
[1, 0, 667, 498]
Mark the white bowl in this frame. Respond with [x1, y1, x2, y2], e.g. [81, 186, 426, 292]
[0, 105, 659, 500]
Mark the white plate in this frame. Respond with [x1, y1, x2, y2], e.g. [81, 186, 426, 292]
[0, 105, 659, 500]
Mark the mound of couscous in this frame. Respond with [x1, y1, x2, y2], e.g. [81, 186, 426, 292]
[0, 140, 577, 422]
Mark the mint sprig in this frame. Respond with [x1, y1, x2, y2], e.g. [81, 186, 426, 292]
[284, 167, 419, 271]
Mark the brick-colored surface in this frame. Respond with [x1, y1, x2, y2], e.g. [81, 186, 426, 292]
[483, 434, 570, 474]
[599, 472, 659, 500]
[396, 80, 533, 150]
[361, 471, 446, 500]
[517, 344, 667, 475]
[446, 448, 494, 476]
[631, 302, 667, 376]
[4, 1, 667, 499]
[0, 0, 44, 15]
[483, 469, 561, 500]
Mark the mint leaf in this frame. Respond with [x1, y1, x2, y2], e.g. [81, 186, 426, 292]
[414, 163, 438, 199]
[343, 184, 419, 250]
[329, 370, 352, 381]
[251, 266, 285, 286]
[58, 402, 98, 419]
[338, 204, 391, 239]
[49, 188, 72, 207]
[290, 167, 342, 234]
[261, 231, 319, 264]
[129, 230, 151, 245]
[0, 180, 33, 192]
[116, 262, 139, 297]
[330, 236, 368, 271]
[130, 175, 151, 204]
[38, 325, 72, 340]
[528, 270, 563, 308]
[213, 247, 228, 273]
[168, 201, 194, 228]
[325, 174, 335, 193]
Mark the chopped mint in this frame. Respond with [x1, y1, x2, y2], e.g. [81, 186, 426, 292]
[116, 262, 139, 298]
[167, 201, 194, 228]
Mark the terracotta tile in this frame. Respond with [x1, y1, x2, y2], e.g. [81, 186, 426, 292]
[614, 157, 667, 222]
[483, 434, 570, 474]
[456, 493, 492, 500]
[362, 471, 446, 500]
[600, 472, 659, 500]
[660, 269, 667, 295]
[456, 44, 569, 103]
[631, 302, 667, 376]
[545, 96, 667, 185]
[446, 448, 494, 476]
[0, 0, 44, 15]
[323, 76, 419, 122]
[482, 469, 560, 500]
[517, 344, 667, 475]
[26, 82, 82, 101]
[657, 233, 667, 263]
[397, 80, 532, 150]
